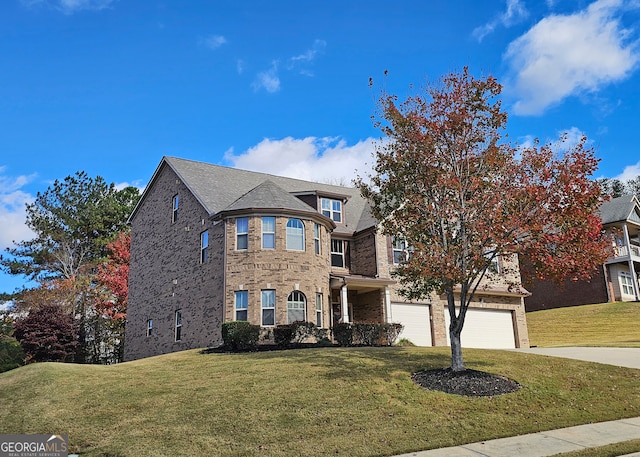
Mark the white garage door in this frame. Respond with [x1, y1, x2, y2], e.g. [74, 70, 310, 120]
[390, 303, 432, 346]
[445, 308, 515, 349]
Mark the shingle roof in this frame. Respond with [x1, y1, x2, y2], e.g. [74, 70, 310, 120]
[599, 195, 640, 225]
[140, 156, 376, 235]
[223, 180, 320, 214]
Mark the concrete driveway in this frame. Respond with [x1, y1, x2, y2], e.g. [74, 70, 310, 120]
[515, 347, 640, 369]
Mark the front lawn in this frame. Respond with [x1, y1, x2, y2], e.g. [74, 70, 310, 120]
[1, 347, 639, 456]
[526, 301, 640, 347]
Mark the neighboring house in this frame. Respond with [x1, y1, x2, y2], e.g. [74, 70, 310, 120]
[524, 194, 640, 312]
[123, 157, 529, 361]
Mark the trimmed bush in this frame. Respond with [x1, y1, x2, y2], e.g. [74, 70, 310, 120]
[274, 321, 324, 347]
[332, 323, 404, 347]
[380, 323, 403, 346]
[352, 323, 381, 346]
[273, 324, 294, 348]
[291, 321, 319, 344]
[221, 322, 260, 351]
[333, 323, 353, 347]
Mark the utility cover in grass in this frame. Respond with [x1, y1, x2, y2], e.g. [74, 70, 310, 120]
[412, 368, 521, 397]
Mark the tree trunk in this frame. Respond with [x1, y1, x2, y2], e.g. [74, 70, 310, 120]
[446, 288, 466, 372]
[450, 327, 465, 372]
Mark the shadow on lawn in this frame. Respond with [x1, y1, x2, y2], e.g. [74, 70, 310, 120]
[252, 346, 503, 383]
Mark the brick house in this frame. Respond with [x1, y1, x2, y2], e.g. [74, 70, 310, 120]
[523, 194, 640, 312]
[123, 156, 529, 361]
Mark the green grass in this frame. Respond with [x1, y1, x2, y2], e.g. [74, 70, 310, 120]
[527, 301, 640, 347]
[1, 347, 640, 456]
[551, 439, 640, 457]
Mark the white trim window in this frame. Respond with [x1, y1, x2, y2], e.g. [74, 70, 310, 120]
[620, 271, 635, 295]
[287, 291, 306, 323]
[236, 217, 248, 250]
[174, 310, 182, 342]
[315, 293, 323, 328]
[321, 198, 342, 223]
[235, 291, 248, 321]
[146, 319, 153, 337]
[200, 230, 209, 263]
[261, 290, 276, 326]
[172, 194, 179, 223]
[314, 223, 321, 255]
[392, 237, 409, 264]
[286, 218, 305, 251]
[331, 239, 345, 268]
[262, 217, 275, 249]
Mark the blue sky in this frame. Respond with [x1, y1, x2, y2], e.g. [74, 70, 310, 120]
[1, 0, 640, 294]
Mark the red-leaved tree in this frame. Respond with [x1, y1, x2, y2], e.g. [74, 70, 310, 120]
[94, 231, 130, 363]
[14, 303, 78, 363]
[358, 68, 612, 371]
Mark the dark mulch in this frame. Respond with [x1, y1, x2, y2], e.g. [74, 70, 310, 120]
[411, 368, 521, 397]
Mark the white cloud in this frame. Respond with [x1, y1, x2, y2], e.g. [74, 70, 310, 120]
[473, 0, 528, 42]
[289, 40, 327, 67]
[615, 161, 640, 181]
[252, 39, 326, 92]
[0, 169, 36, 251]
[22, 0, 116, 14]
[114, 180, 145, 192]
[224, 136, 376, 185]
[505, 0, 640, 115]
[202, 35, 227, 50]
[252, 61, 280, 93]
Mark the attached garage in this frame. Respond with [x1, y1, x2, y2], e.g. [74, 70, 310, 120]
[445, 307, 516, 349]
[390, 302, 432, 346]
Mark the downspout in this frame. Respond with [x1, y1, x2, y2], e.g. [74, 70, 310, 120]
[622, 223, 640, 301]
[222, 218, 228, 324]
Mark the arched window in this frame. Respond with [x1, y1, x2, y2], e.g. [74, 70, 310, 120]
[286, 218, 305, 251]
[287, 291, 306, 323]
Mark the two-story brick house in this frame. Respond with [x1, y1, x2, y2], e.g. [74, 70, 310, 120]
[123, 156, 529, 361]
[524, 194, 640, 311]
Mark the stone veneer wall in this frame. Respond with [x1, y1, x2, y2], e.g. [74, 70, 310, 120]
[124, 164, 225, 361]
[224, 215, 333, 327]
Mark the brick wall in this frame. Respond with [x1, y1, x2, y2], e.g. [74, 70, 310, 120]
[522, 262, 609, 312]
[224, 215, 333, 327]
[124, 164, 225, 361]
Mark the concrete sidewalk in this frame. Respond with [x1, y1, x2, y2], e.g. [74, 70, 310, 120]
[515, 347, 640, 370]
[392, 417, 640, 457]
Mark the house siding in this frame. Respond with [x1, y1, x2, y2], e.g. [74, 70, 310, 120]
[124, 164, 225, 361]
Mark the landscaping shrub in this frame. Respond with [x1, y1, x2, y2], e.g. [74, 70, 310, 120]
[380, 323, 404, 346]
[333, 323, 353, 347]
[274, 322, 325, 347]
[332, 323, 404, 347]
[291, 321, 320, 343]
[395, 338, 415, 347]
[273, 324, 294, 348]
[352, 323, 381, 346]
[221, 322, 260, 351]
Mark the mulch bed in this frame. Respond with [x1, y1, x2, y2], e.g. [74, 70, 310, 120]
[411, 368, 521, 397]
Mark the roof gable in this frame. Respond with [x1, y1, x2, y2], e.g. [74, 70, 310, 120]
[223, 180, 318, 214]
[599, 195, 640, 225]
